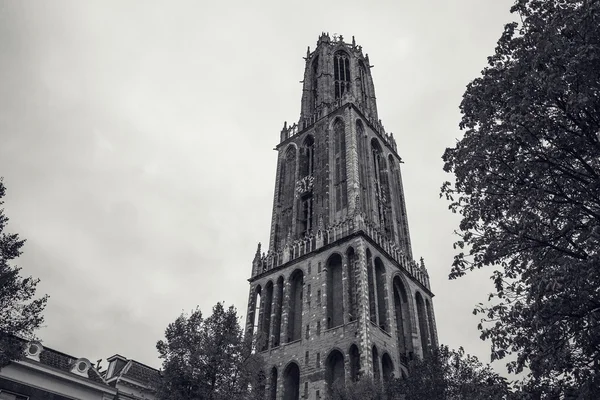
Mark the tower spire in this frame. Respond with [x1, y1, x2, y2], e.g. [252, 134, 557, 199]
[246, 35, 437, 398]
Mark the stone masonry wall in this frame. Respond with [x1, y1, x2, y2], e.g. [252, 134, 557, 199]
[248, 235, 436, 400]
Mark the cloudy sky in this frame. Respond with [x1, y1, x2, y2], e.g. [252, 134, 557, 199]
[1, 0, 515, 374]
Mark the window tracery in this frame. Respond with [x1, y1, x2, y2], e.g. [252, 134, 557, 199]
[334, 51, 351, 99]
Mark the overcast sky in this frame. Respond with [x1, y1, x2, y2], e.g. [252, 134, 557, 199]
[0, 0, 516, 375]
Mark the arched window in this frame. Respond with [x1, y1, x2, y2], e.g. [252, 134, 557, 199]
[257, 369, 266, 398]
[349, 344, 360, 382]
[312, 56, 319, 112]
[366, 249, 377, 323]
[251, 285, 262, 353]
[298, 136, 315, 237]
[270, 367, 278, 400]
[389, 154, 408, 249]
[299, 135, 315, 178]
[346, 247, 358, 321]
[356, 120, 370, 215]
[426, 299, 436, 348]
[275, 146, 297, 249]
[287, 270, 304, 342]
[333, 119, 348, 212]
[283, 362, 300, 400]
[374, 258, 389, 331]
[358, 61, 369, 106]
[393, 276, 413, 362]
[381, 353, 394, 383]
[334, 51, 351, 99]
[372, 346, 380, 381]
[272, 276, 284, 347]
[371, 139, 394, 239]
[326, 253, 344, 328]
[416, 292, 430, 355]
[326, 350, 345, 396]
[260, 281, 274, 351]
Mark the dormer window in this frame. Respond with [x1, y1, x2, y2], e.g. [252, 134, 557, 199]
[334, 51, 351, 99]
[25, 341, 43, 361]
[71, 358, 91, 377]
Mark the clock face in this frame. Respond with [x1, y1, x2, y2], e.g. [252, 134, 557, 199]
[295, 175, 314, 198]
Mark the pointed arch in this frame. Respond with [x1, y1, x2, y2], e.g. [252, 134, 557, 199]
[256, 369, 266, 398]
[311, 56, 319, 112]
[346, 246, 358, 321]
[251, 285, 262, 350]
[260, 281, 274, 351]
[356, 119, 370, 215]
[326, 253, 344, 328]
[283, 362, 300, 400]
[272, 276, 284, 347]
[297, 135, 315, 237]
[381, 353, 394, 383]
[371, 138, 394, 239]
[374, 257, 389, 331]
[425, 299, 437, 348]
[415, 291, 430, 355]
[326, 349, 345, 396]
[366, 248, 377, 323]
[333, 118, 348, 212]
[357, 60, 369, 107]
[372, 345, 380, 381]
[287, 269, 304, 342]
[389, 154, 408, 250]
[270, 367, 278, 400]
[299, 135, 315, 177]
[349, 344, 360, 382]
[392, 275, 413, 362]
[334, 50, 351, 99]
[275, 145, 297, 249]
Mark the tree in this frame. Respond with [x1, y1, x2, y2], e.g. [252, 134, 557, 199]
[329, 346, 509, 400]
[0, 178, 48, 368]
[441, 0, 600, 395]
[391, 345, 510, 400]
[330, 378, 383, 400]
[155, 302, 265, 400]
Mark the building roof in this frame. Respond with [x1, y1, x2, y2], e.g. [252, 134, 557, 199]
[121, 360, 159, 385]
[36, 345, 107, 384]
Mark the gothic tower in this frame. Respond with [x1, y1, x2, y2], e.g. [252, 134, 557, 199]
[246, 33, 438, 400]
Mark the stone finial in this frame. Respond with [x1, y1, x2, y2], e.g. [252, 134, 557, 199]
[352, 36, 356, 47]
[252, 243, 262, 275]
[307, 46, 310, 58]
[255, 242, 261, 257]
[420, 257, 425, 269]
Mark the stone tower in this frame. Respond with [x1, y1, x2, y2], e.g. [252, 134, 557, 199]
[246, 33, 437, 400]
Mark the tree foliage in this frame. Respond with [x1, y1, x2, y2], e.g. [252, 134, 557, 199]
[155, 302, 265, 400]
[330, 346, 509, 400]
[441, 0, 600, 395]
[392, 345, 510, 400]
[0, 178, 48, 369]
[330, 378, 384, 400]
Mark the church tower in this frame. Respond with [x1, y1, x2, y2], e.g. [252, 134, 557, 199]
[246, 34, 438, 400]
